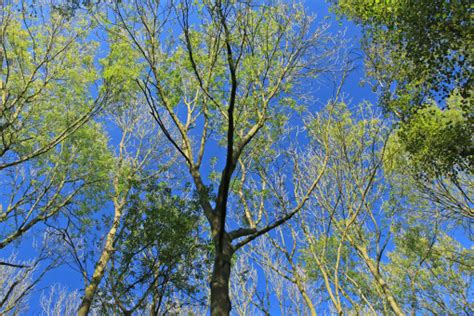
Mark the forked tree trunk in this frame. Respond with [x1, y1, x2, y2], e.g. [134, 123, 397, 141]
[210, 233, 233, 316]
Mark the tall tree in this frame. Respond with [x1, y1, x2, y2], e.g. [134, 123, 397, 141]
[76, 101, 168, 315]
[101, 182, 207, 315]
[0, 0, 109, 170]
[331, 0, 473, 222]
[107, 0, 337, 313]
[275, 102, 472, 315]
[40, 95, 185, 314]
[0, 0, 111, 250]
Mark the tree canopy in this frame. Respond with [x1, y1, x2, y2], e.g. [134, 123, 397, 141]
[0, 1, 472, 315]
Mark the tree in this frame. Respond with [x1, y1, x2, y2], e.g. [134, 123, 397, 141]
[331, 0, 473, 222]
[331, 0, 472, 110]
[41, 91, 203, 315]
[333, 0, 474, 177]
[36, 95, 191, 314]
[0, 1, 471, 314]
[386, 94, 473, 221]
[0, 253, 36, 315]
[101, 182, 207, 315]
[255, 102, 403, 315]
[107, 0, 336, 313]
[0, 0, 111, 250]
[0, 0, 109, 170]
[76, 100, 170, 315]
[0, 120, 112, 250]
[289, 102, 471, 315]
[40, 284, 82, 316]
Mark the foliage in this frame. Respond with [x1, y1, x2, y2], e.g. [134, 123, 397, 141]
[386, 93, 473, 221]
[0, 1, 112, 250]
[331, 0, 473, 177]
[1, 1, 103, 166]
[332, 0, 472, 104]
[299, 102, 472, 314]
[392, 93, 472, 178]
[385, 226, 473, 315]
[100, 181, 209, 313]
[0, 1, 472, 315]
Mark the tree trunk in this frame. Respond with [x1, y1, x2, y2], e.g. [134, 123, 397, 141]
[291, 264, 317, 316]
[300, 287, 318, 316]
[295, 278, 317, 316]
[77, 200, 123, 316]
[210, 234, 233, 316]
[357, 247, 405, 316]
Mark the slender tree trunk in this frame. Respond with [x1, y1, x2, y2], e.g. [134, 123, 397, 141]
[294, 274, 317, 316]
[0, 4, 4, 114]
[150, 302, 158, 316]
[300, 286, 318, 316]
[307, 247, 343, 314]
[77, 199, 123, 316]
[210, 233, 233, 316]
[357, 247, 405, 316]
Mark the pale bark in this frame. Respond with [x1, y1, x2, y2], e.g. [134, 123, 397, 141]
[294, 274, 317, 316]
[77, 130, 130, 315]
[355, 246, 405, 316]
[77, 197, 124, 316]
